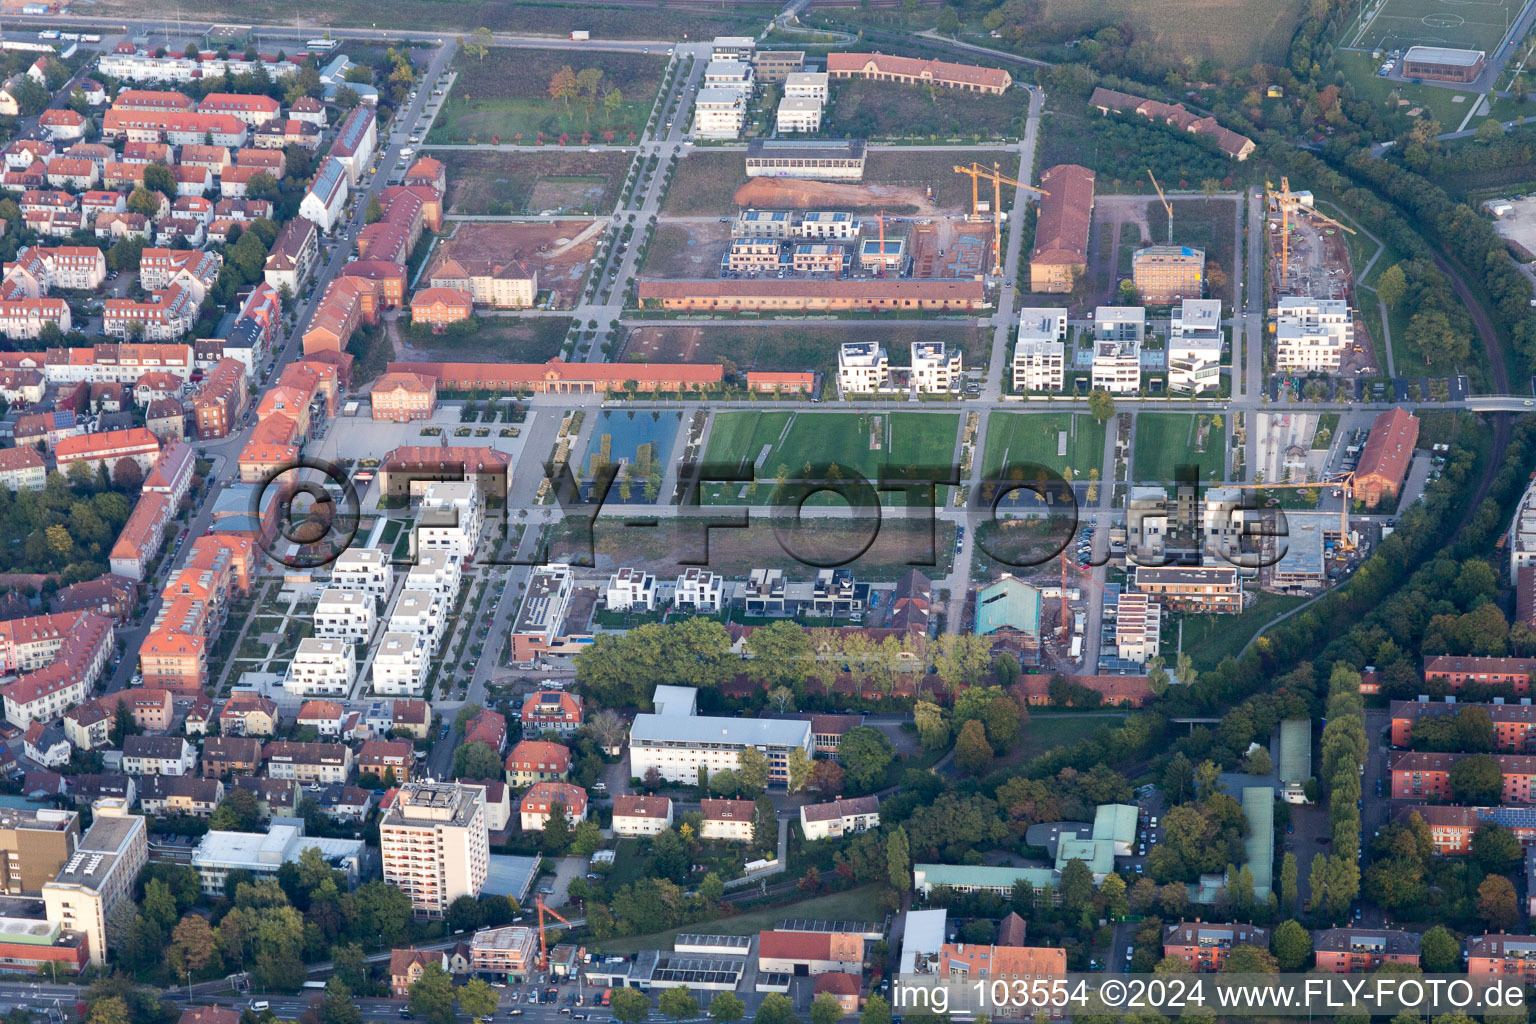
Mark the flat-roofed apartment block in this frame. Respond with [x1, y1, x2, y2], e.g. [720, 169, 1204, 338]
[314, 587, 375, 643]
[1114, 592, 1160, 664]
[329, 547, 392, 603]
[838, 341, 889, 395]
[711, 36, 757, 61]
[704, 59, 754, 94]
[389, 590, 445, 656]
[746, 139, 866, 180]
[797, 211, 859, 239]
[734, 210, 793, 239]
[1169, 297, 1222, 393]
[42, 802, 146, 966]
[0, 808, 78, 895]
[693, 88, 747, 140]
[1091, 307, 1144, 392]
[1274, 296, 1352, 372]
[784, 71, 829, 101]
[380, 781, 490, 919]
[725, 237, 783, 273]
[405, 548, 462, 601]
[910, 341, 961, 393]
[605, 567, 656, 611]
[1272, 514, 1325, 590]
[1013, 307, 1067, 391]
[511, 564, 575, 663]
[1511, 475, 1536, 579]
[1029, 164, 1094, 292]
[1402, 45, 1486, 83]
[790, 242, 846, 274]
[470, 924, 538, 978]
[416, 480, 482, 559]
[1131, 245, 1204, 303]
[282, 637, 356, 697]
[675, 567, 724, 613]
[752, 49, 804, 82]
[630, 685, 813, 785]
[776, 97, 822, 133]
[1133, 566, 1241, 613]
[373, 632, 428, 695]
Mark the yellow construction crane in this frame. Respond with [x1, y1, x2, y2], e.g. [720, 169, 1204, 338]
[1223, 470, 1358, 553]
[1265, 177, 1356, 285]
[1147, 169, 1173, 244]
[953, 161, 1048, 274]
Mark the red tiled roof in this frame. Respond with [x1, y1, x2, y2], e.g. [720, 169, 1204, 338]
[1030, 164, 1095, 266]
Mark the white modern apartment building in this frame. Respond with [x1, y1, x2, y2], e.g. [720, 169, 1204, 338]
[380, 781, 490, 919]
[416, 481, 483, 559]
[776, 97, 822, 133]
[1511, 471, 1536, 578]
[703, 59, 754, 95]
[405, 547, 461, 601]
[910, 341, 961, 393]
[282, 637, 356, 697]
[630, 685, 813, 785]
[1091, 307, 1145, 393]
[1169, 298, 1223, 394]
[329, 547, 392, 604]
[711, 36, 756, 61]
[693, 89, 747, 140]
[1114, 592, 1161, 665]
[605, 567, 656, 612]
[372, 632, 428, 696]
[838, 341, 889, 395]
[674, 568, 724, 613]
[314, 587, 375, 643]
[797, 211, 859, 239]
[388, 590, 445, 656]
[1274, 296, 1352, 372]
[784, 71, 829, 101]
[1014, 307, 1067, 392]
[42, 801, 146, 967]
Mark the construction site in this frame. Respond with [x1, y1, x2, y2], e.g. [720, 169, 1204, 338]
[1265, 179, 1358, 303]
[426, 219, 602, 308]
[645, 160, 1030, 285]
[1264, 179, 1380, 378]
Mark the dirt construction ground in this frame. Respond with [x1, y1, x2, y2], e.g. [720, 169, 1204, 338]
[733, 178, 947, 214]
[428, 220, 600, 307]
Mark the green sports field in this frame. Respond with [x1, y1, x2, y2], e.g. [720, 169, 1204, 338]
[1132, 413, 1226, 484]
[981, 413, 1106, 483]
[702, 411, 959, 505]
[1347, 0, 1517, 55]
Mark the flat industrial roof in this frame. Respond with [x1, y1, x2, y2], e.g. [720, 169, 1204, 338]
[630, 713, 811, 748]
[1404, 45, 1485, 65]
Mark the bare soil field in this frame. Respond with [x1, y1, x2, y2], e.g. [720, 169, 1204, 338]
[733, 178, 939, 214]
[395, 317, 573, 363]
[643, 222, 734, 277]
[429, 220, 600, 307]
[439, 150, 632, 215]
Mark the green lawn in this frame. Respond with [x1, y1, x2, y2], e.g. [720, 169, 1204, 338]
[596, 885, 882, 956]
[429, 47, 667, 144]
[1013, 711, 1124, 762]
[702, 411, 959, 504]
[1175, 591, 1313, 671]
[1133, 413, 1225, 484]
[823, 78, 1028, 141]
[1334, 51, 1475, 134]
[982, 413, 1106, 481]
